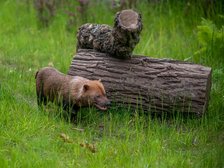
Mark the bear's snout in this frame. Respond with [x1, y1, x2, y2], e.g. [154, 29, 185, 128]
[94, 96, 110, 111]
[105, 100, 111, 106]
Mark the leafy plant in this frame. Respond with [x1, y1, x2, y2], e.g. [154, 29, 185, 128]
[194, 17, 224, 65]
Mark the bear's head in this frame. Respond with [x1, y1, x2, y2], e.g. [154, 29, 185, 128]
[76, 80, 110, 111]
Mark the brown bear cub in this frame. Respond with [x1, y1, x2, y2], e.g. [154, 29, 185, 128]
[35, 67, 110, 113]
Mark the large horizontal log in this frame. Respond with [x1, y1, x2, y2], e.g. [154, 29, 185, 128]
[68, 49, 212, 116]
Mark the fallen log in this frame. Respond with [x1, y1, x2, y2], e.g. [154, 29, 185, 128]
[68, 49, 212, 116]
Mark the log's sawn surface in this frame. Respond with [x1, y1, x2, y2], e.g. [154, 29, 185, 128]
[68, 49, 212, 116]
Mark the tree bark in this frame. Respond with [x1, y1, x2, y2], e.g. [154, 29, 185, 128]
[76, 9, 142, 59]
[68, 49, 212, 116]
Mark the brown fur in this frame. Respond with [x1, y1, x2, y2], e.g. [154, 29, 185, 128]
[35, 67, 110, 111]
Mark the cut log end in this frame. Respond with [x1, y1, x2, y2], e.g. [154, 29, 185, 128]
[115, 9, 142, 33]
[117, 9, 139, 31]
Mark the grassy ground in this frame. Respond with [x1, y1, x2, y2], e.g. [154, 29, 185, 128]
[0, 0, 224, 167]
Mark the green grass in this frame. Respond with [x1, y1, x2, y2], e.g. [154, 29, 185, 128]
[0, 0, 224, 167]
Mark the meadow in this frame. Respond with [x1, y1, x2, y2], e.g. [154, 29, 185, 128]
[0, 0, 224, 167]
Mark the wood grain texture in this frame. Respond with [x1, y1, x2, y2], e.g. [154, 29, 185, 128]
[68, 49, 212, 116]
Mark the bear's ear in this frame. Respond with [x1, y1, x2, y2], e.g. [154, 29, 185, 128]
[83, 84, 89, 92]
[98, 79, 101, 82]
